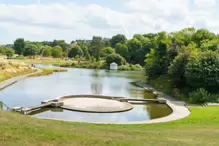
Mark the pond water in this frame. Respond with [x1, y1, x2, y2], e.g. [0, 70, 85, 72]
[0, 65, 172, 123]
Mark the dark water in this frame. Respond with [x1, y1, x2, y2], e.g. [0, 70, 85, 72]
[0, 65, 172, 123]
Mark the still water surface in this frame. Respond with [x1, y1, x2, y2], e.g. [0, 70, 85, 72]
[0, 65, 172, 123]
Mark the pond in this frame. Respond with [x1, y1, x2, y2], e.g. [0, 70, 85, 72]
[0, 65, 172, 123]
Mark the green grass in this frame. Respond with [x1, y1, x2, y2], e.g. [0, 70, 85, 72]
[13, 59, 68, 66]
[30, 68, 67, 77]
[0, 107, 219, 146]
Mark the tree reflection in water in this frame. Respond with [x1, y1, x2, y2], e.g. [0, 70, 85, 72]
[91, 82, 103, 94]
[145, 103, 172, 119]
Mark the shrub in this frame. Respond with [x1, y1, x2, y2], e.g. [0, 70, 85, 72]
[188, 88, 211, 104]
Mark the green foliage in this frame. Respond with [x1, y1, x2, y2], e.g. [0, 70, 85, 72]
[168, 53, 190, 86]
[0, 47, 15, 58]
[193, 29, 217, 47]
[52, 46, 63, 58]
[118, 64, 142, 71]
[23, 44, 39, 56]
[188, 88, 212, 104]
[110, 34, 127, 48]
[13, 38, 25, 55]
[105, 53, 126, 66]
[42, 46, 52, 57]
[90, 36, 104, 61]
[185, 51, 219, 92]
[115, 43, 129, 60]
[145, 49, 163, 78]
[68, 46, 83, 58]
[200, 39, 219, 51]
[100, 47, 114, 58]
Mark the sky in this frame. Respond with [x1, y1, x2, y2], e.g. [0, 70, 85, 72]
[0, 0, 219, 44]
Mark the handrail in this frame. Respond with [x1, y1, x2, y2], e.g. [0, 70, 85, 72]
[0, 101, 12, 111]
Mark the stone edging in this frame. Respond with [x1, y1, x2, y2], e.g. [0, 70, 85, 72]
[0, 68, 42, 90]
[39, 93, 191, 125]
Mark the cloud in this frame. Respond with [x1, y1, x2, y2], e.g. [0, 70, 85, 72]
[0, 0, 218, 44]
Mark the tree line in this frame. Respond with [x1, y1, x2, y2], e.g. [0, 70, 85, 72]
[0, 27, 218, 103]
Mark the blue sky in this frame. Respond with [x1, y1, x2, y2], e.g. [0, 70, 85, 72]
[0, 0, 218, 44]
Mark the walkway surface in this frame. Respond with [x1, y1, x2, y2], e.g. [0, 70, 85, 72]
[0, 68, 42, 90]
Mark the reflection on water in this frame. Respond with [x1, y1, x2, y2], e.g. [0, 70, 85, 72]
[0, 64, 172, 123]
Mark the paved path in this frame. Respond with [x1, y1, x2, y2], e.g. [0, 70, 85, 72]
[0, 68, 42, 90]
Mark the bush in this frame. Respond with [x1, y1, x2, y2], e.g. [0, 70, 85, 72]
[188, 88, 211, 104]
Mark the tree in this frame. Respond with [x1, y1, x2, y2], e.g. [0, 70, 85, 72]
[110, 34, 127, 48]
[168, 53, 190, 86]
[68, 45, 83, 58]
[0, 47, 14, 58]
[13, 38, 25, 55]
[145, 49, 163, 78]
[90, 36, 104, 61]
[185, 51, 219, 92]
[52, 40, 70, 53]
[42, 46, 52, 57]
[105, 54, 126, 66]
[200, 39, 219, 51]
[52, 46, 63, 58]
[127, 38, 142, 64]
[115, 43, 129, 60]
[100, 47, 114, 58]
[23, 44, 39, 56]
[193, 29, 217, 47]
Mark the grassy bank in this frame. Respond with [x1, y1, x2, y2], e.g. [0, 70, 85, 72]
[0, 60, 35, 82]
[13, 59, 68, 66]
[0, 107, 219, 145]
[30, 68, 67, 77]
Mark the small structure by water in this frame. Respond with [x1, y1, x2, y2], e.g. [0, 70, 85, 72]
[110, 62, 118, 70]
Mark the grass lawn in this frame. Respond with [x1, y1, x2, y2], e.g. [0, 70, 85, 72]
[0, 107, 219, 146]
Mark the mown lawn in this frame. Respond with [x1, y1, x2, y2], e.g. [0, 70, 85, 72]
[0, 107, 219, 146]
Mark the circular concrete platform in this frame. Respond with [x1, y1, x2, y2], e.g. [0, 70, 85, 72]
[60, 97, 133, 113]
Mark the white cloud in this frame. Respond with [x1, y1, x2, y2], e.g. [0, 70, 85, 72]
[0, 0, 218, 44]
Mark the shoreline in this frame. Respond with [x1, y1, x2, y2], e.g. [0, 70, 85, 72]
[0, 68, 42, 90]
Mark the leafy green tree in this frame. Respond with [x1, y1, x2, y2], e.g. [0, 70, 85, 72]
[168, 53, 190, 86]
[144, 49, 163, 78]
[13, 38, 25, 55]
[110, 34, 127, 48]
[200, 39, 219, 51]
[0, 47, 15, 57]
[105, 53, 126, 66]
[42, 46, 52, 57]
[68, 45, 83, 58]
[100, 47, 114, 58]
[115, 43, 129, 60]
[52, 46, 63, 58]
[185, 51, 219, 92]
[90, 36, 104, 61]
[23, 44, 39, 56]
[193, 29, 217, 47]
[127, 38, 142, 64]
[52, 40, 70, 53]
